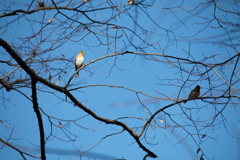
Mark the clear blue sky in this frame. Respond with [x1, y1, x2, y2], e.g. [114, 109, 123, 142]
[0, 0, 239, 160]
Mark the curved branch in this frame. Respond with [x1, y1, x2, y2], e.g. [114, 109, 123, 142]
[0, 138, 41, 159]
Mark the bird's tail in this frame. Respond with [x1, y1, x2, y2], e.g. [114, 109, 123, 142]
[75, 73, 79, 78]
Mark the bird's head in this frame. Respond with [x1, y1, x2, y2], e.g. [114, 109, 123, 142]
[78, 51, 85, 56]
[196, 85, 201, 90]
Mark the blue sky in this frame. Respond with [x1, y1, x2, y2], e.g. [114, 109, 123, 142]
[0, 0, 240, 160]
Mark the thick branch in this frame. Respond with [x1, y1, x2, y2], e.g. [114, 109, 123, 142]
[0, 7, 71, 18]
[31, 76, 46, 160]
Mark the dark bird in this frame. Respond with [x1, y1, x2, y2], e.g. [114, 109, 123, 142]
[37, 2, 44, 7]
[183, 85, 200, 103]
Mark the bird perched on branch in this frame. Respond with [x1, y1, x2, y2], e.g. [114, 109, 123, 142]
[183, 85, 201, 103]
[128, 0, 135, 5]
[37, 1, 44, 7]
[75, 51, 85, 78]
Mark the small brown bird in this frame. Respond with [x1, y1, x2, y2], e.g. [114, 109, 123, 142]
[183, 85, 201, 103]
[128, 0, 135, 5]
[37, 2, 44, 7]
[75, 51, 85, 78]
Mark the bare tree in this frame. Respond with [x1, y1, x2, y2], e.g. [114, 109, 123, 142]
[0, 0, 239, 160]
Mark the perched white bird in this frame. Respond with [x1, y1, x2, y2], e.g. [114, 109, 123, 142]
[75, 51, 85, 78]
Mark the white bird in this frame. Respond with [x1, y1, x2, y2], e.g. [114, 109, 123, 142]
[75, 51, 85, 78]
